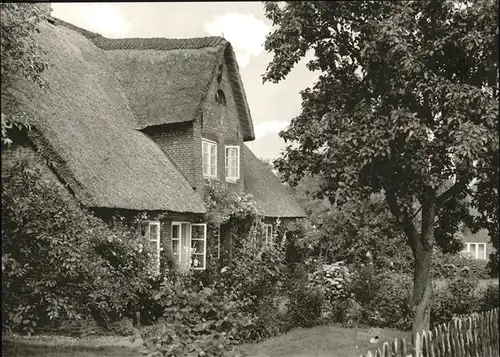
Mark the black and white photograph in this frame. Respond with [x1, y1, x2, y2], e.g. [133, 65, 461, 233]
[1, 2, 498, 356]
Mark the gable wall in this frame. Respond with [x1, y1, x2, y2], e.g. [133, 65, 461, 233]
[144, 122, 195, 189]
[195, 52, 246, 196]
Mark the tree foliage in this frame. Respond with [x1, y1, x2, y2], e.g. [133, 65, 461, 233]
[263, 0, 498, 334]
[1, 3, 49, 146]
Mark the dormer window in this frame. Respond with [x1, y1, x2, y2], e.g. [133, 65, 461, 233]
[215, 90, 226, 105]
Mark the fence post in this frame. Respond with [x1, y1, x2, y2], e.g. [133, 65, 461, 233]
[414, 331, 421, 357]
[401, 337, 408, 357]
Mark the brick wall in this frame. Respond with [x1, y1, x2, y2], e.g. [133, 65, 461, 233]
[2, 141, 70, 194]
[145, 122, 195, 188]
[2, 142, 38, 178]
[197, 54, 246, 196]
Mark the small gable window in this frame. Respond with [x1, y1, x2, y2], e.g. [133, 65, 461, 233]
[215, 90, 226, 105]
[225, 145, 240, 182]
[217, 64, 223, 83]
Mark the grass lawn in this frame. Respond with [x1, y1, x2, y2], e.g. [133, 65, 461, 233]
[2, 340, 140, 357]
[2, 325, 409, 357]
[238, 324, 410, 357]
[1, 335, 142, 357]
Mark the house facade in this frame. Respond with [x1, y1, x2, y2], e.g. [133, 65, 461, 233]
[2, 15, 305, 273]
[460, 229, 495, 261]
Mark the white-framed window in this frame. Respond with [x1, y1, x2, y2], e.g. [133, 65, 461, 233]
[462, 242, 487, 260]
[213, 225, 221, 259]
[171, 222, 182, 267]
[171, 221, 207, 271]
[202, 139, 217, 179]
[143, 221, 161, 274]
[225, 145, 240, 181]
[191, 224, 207, 270]
[263, 224, 273, 246]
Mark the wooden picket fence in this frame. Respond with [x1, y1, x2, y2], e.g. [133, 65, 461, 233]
[360, 308, 499, 357]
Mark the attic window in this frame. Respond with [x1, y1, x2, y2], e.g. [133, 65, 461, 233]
[215, 90, 226, 105]
[217, 65, 223, 83]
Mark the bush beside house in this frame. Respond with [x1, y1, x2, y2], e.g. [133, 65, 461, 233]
[2, 160, 152, 335]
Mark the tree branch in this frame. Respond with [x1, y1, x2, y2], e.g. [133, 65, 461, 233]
[385, 187, 419, 252]
[436, 179, 468, 206]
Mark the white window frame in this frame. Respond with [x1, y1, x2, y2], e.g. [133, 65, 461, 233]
[263, 224, 273, 246]
[171, 221, 207, 271]
[171, 222, 182, 267]
[225, 145, 240, 182]
[190, 223, 207, 270]
[146, 220, 161, 274]
[213, 225, 221, 259]
[463, 242, 487, 260]
[202, 139, 217, 179]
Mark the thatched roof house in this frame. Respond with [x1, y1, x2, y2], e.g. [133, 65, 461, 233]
[2, 16, 305, 271]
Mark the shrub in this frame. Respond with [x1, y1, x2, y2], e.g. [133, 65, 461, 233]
[288, 284, 324, 328]
[2, 160, 151, 334]
[215, 240, 287, 341]
[432, 250, 490, 280]
[105, 318, 136, 337]
[307, 261, 352, 319]
[430, 272, 480, 326]
[348, 266, 413, 330]
[366, 272, 413, 330]
[477, 283, 500, 311]
[140, 274, 254, 357]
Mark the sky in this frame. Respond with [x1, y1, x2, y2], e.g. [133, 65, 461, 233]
[51, 2, 320, 160]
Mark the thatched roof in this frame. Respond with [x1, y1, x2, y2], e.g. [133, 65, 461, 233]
[4, 21, 205, 213]
[243, 145, 305, 218]
[52, 18, 255, 141]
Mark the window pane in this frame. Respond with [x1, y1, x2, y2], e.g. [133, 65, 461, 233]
[192, 225, 205, 239]
[150, 224, 158, 240]
[191, 239, 205, 254]
[478, 244, 485, 259]
[469, 243, 477, 258]
[172, 239, 179, 254]
[172, 253, 180, 267]
[172, 224, 180, 239]
[191, 254, 205, 269]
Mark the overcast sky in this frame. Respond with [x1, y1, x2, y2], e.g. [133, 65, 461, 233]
[51, 2, 319, 160]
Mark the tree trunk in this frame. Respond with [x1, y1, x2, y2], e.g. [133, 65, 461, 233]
[411, 197, 436, 337]
[411, 244, 433, 336]
[385, 188, 436, 338]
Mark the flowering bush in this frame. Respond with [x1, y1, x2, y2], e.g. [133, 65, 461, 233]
[308, 262, 352, 301]
[307, 261, 352, 318]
